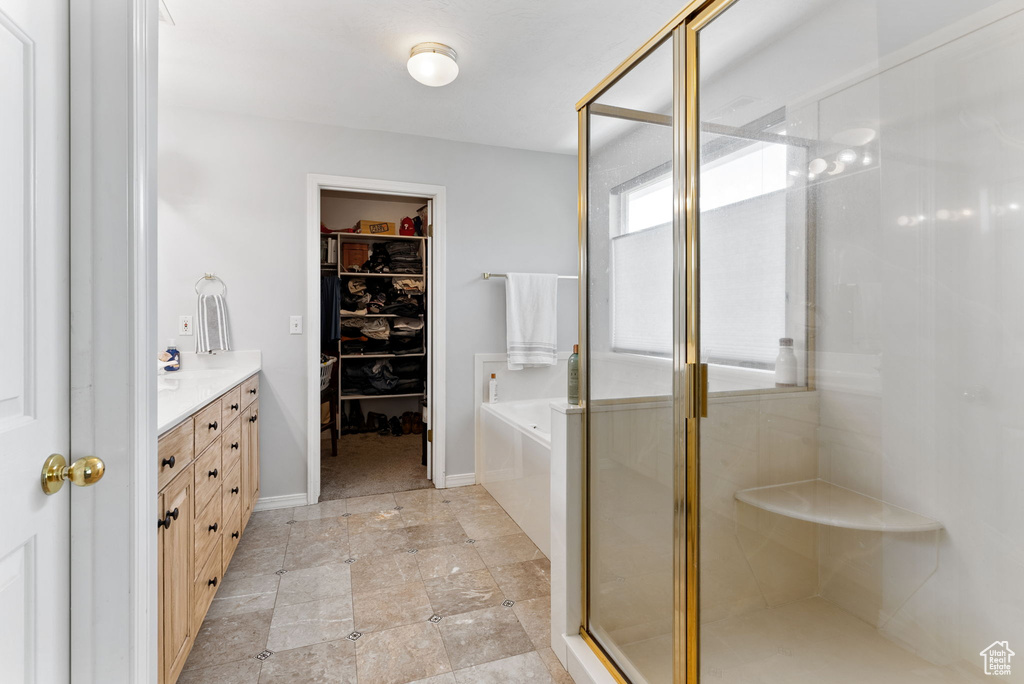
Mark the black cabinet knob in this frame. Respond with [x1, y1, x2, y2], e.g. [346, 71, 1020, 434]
[231, 442, 239, 450]
[249, 388, 257, 395]
[231, 487, 239, 494]
[209, 468, 218, 479]
[161, 455, 175, 469]
[230, 403, 239, 410]
[157, 508, 179, 529]
[209, 522, 218, 532]
[231, 531, 239, 539]
[208, 577, 218, 587]
[209, 421, 218, 430]
[249, 415, 256, 423]
[170, 507, 179, 520]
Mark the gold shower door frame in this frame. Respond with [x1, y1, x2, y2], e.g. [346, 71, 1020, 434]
[576, 1, 738, 682]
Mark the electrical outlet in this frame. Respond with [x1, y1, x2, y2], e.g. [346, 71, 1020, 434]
[290, 315, 303, 335]
[179, 315, 193, 336]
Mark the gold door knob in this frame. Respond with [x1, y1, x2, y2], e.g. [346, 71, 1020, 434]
[40, 454, 106, 495]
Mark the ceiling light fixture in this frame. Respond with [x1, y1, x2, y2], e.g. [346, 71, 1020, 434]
[407, 43, 459, 87]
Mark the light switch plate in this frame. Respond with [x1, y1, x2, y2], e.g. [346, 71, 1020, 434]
[290, 315, 303, 335]
[179, 315, 193, 336]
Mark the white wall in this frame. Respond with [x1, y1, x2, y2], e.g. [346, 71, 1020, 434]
[158, 106, 578, 497]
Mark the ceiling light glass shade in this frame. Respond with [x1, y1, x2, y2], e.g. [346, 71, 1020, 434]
[407, 43, 459, 87]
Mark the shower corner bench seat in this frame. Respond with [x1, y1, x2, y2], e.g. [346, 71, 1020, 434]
[735, 478, 943, 532]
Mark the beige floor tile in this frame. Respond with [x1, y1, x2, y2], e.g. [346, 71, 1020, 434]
[347, 509, 405, 535]
[316, 498, 349, 519]
[405, 675, 457, 684]
[207, 573, 280, 620]
[228, 543, 288, 579]
[415, 543, 485, 580]
[348, 527, 413, 558]
[290, 504, 329, 522]
[448, 496, 506, 519]
[345, 493, 398, 514]
[394, 488, 449, 508]
[250, 508, 296, 526]
[535, 648, 575, 684]
[257, 639, 356, 683]
[183, 609, 273, 671]
[452, 651, 553, 683]
[489, 559, 551, 601]
[283, 537, 351, 571]
[276, 562, 351, 607]
[287, 516, 349, 543]
[353, 580, 434, 632]
[236, 520, 293, 550]
[472, 534, 546, 568]
[442, 485, 493, 502]
[177, 658, 263, 684]
[349, 552, 422, 595]
[423, 568, 505, 616]
[406, 522, 470, 550]
[512, 597, 551, 650]
[436, 605, 534, 670]
[355, 622, 452, 684]
[266, 596, 354, 651]
[401, 504, 457, 526]
[459, 513, 522, 540]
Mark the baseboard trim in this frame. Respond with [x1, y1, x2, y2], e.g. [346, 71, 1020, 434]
[565, 634, 621, 684]
[442, 473, 476, 488]
[253, 494, 308, 512]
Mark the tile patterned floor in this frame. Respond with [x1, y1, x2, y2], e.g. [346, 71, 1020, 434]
[180, 486, 575, 684]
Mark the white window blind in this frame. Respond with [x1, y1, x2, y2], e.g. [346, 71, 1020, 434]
[610, 223, 673, 355]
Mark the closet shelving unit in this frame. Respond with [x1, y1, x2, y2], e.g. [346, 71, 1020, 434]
[321, 227, 429, 404]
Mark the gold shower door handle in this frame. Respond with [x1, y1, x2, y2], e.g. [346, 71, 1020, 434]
[40, 454, 106, 495]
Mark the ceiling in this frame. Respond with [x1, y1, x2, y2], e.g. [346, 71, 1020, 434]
[158, 0, 687, 155]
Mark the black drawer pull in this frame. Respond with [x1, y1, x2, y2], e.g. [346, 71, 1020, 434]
[208, 421, 218, 430]
[231, 486, 239, 494]
[157, 507, 179, 529]
[249, 415, 256, 423]
[231, 531, 240, 539]
[248, 388, 257, 395]
[208, 577, 218, 587]
[161, 455, 175, 469]
[209, 468, 219, 478]
[230, 403, 239, 410]
[209, 522, 219, 533]
[231, 442, 239, 450]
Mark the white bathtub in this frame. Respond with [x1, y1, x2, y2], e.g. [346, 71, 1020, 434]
[478, 398, 558, 557]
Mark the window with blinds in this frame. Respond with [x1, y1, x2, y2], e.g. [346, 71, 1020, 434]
[610, 141, 791, 367]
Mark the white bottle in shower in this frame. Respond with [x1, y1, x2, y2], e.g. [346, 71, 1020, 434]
[488, 373, 498, 403]
[775, 338, 797, 388]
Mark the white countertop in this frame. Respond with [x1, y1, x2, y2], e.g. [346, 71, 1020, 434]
[157, 350, 262, 435]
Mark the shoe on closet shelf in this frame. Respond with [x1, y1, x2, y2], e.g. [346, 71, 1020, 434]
[350, 400, 366, 433]
[401, 412, 414, 434]
[389, 416, 403, 437]
[411, 412, 424, 435]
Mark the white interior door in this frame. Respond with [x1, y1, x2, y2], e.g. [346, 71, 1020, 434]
[0, 0, 72, 682]
[425, 198, 434, 481]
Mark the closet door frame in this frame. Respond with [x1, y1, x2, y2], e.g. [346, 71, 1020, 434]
[304, 174, 448, 502]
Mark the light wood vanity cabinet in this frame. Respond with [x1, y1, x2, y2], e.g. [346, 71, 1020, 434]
[157, 373, 259, 684]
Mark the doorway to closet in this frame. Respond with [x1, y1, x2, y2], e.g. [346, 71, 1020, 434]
[307, 176, 447, 503]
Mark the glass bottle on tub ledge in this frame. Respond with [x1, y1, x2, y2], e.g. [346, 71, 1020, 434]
[568, 344, 580, 405]
[775, 337, 797, 388]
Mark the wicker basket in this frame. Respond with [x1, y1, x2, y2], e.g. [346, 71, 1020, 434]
[320, 357, 336, 391]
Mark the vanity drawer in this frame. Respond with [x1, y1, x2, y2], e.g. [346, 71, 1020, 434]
[220, 418, 242, 474]
[194, 402, 223, 455]
[192, 543, 222, 634]
[193, 442, 222, 519]
[193, 497, 223, 579]
[221, 386, 243, 426]
[240, 374, 259, 408]
[221, 502, 242, 573]
[158, 420, 194, 491]
[222, 461, 242, 518]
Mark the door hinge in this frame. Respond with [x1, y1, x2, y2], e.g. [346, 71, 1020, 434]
[685, 362, 709, 419]
[427, 429, 433, 443]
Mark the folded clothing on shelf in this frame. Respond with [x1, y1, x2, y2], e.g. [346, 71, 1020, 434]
[393, 278, 424, 294]
[342, 317, 390, 340]
[340, 358, 424, 395]
[385, 242, 421, 274]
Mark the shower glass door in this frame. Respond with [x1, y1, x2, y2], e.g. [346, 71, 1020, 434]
[582, 35, 678, 684]
[694, 0, 1024, 682]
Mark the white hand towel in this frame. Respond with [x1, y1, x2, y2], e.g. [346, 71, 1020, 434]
[196, 293, 231, 354]
[505, 273, 558, 370]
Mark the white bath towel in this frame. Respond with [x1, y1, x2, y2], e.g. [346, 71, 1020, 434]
[505, 273, 558, 370]
[196, 293, 231, 354]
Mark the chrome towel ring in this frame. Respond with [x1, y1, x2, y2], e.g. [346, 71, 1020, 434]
[194, 273, 227, 296]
